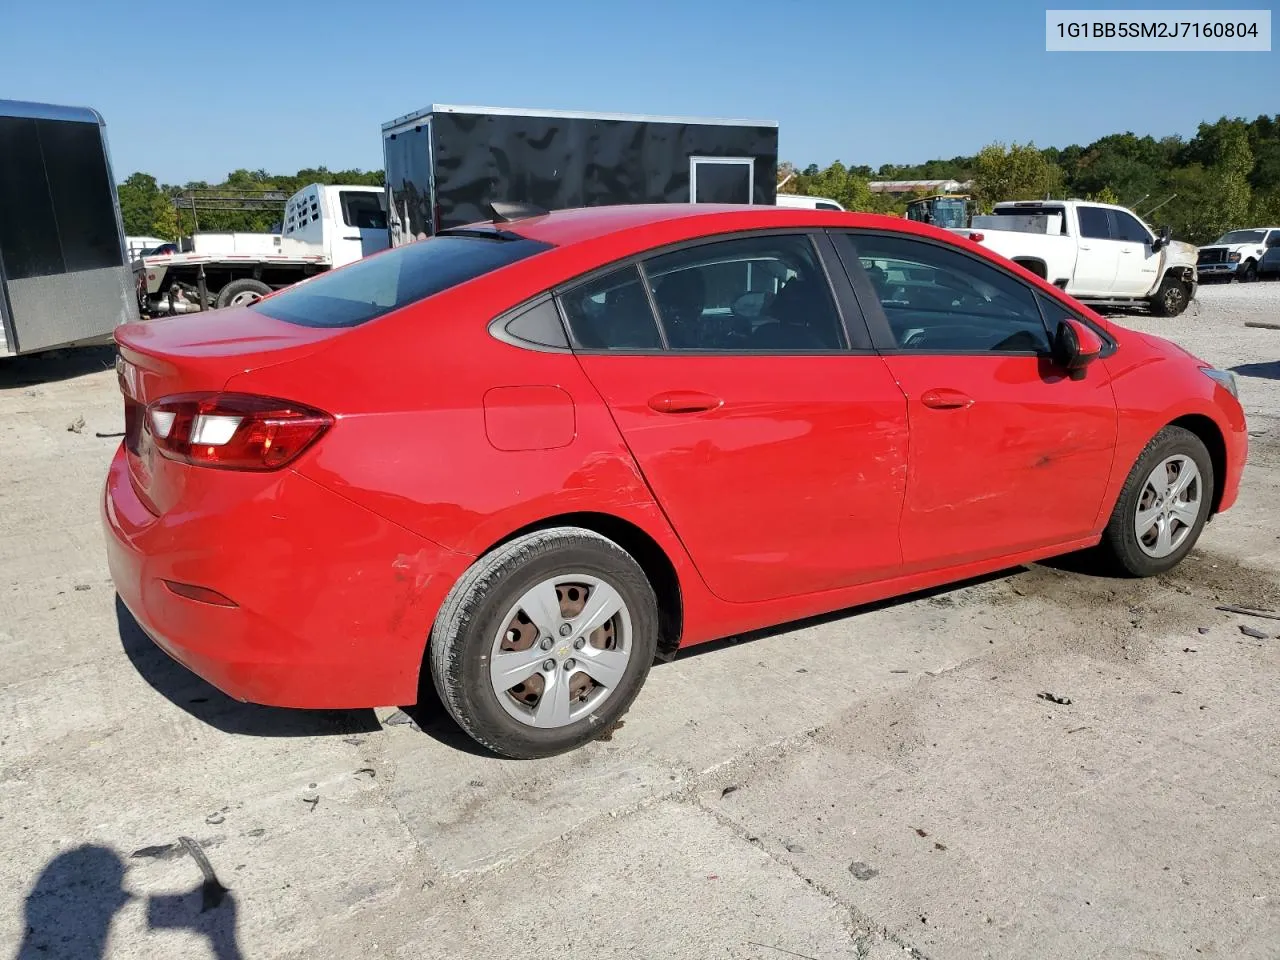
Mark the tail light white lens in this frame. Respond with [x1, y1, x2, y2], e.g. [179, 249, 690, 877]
[149, 409, 177, 439]
[144, 393, 332, 471]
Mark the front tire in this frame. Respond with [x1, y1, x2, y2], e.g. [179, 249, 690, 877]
[1150, 275, 1189, 317]
[429, 528, 659, 759]
[1238, 260, 1258, 283]
[1099, 426, 1213, 576]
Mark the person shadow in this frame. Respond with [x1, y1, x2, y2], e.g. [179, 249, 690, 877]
[16, 842, 243, 959]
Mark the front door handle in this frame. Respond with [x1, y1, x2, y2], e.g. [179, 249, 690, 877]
[647, 390, 723, 414]
[920, 388, 974, 410]
[344, 235, 363, 241]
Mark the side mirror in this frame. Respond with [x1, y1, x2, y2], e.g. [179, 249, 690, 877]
[1152, 225, 1172, 251]
[1053, 318, 1103, 380]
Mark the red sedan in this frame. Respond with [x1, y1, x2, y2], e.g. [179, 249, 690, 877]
[103, 204, 1247, 758]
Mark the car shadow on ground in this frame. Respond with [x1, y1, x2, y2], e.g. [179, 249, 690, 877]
[0, 344, 117, 389]
[670, 566, 1027, 662]
[1231, 360, 1280, 381]
[116, 597, 381, 739]
[15, 842, 243, 960]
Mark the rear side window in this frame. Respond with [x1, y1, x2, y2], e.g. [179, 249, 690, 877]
[644, 234, 846, 351]
[559, 266, 664, 351]
[341, 191, 387, 230]
[1077, 206, 1111, 240]
[252, 234, 551, 328]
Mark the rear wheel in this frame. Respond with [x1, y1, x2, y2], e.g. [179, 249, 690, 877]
[429, 528, 659, 758]
[215, 278, 272, 309]
[1098, 426, 1213, 576]
[1150, 275, 1189, 317]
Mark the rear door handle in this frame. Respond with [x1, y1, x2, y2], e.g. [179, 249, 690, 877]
[344, 235, 363, 241]
[920, 388, 974, 410]
[1079, 245, 1091, 251]
[647, 390, 723, 414]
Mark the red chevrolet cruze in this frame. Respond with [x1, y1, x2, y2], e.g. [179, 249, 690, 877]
[104, 204, 1247, 758]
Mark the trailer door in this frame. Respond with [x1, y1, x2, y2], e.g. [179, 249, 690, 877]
[689, 157, 755, 204]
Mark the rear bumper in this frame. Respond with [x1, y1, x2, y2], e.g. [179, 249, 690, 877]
[103, 446, 470, 708]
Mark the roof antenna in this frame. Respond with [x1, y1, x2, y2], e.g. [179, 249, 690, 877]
[488, 201, 549, 223]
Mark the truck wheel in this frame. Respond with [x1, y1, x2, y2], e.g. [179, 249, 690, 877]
[1150, 276, 1189, 317]
[215, 278, 272, 309]
[429, 527, 659, 759]
[1097, 426, 1213, 577]
[1237, 260, 1258, 283]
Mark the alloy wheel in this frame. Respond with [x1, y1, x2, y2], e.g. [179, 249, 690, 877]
[1134, 454, 1202, 558]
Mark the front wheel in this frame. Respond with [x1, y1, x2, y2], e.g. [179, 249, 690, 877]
[1238, 260, 1258, 283]
[1150, 275, 1189, 317]
[1098, 426, 1214, 576]
[429, 528, 659, 759]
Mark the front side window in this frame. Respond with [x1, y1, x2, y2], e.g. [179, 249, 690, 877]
[844, 233, 1051, 354]
[1110, 210, 1151, 244]
[251, 233, 551, 328]
[340, 191, 387, 230]
[1077, 206, 1111, 240]
[643, 235, 845, 351]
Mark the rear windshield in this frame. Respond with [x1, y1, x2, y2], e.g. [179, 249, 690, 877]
[252, 234, 552, 328]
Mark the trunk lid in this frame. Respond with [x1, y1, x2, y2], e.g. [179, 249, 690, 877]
[115, 308, 343, 514]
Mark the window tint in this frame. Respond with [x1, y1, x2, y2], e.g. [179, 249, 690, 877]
[846, 233, 1051, 353]
[1110, 210, 1150, 244]
[816, 201, 842, 211]
[643, 235, 845, 352]
[1077, 206, 1111, 240]
[340, 191, 387, 230]
[559, 266, 663, 350]
[251, 234, 551, 328]
[501, 299, 569, 349]
[1265, 231, 1280, 248]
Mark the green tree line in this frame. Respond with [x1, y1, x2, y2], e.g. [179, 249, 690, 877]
[118, 114, 1279, 247]
[117, 166, 383, 239]
[780, 114, 1280, 245]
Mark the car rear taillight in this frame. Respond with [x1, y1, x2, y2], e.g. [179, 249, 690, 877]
[145, 393, 332, 471]
[968, 232, 985, 242]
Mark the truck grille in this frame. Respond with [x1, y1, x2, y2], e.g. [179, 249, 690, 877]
[1198, 248, 1227, 265]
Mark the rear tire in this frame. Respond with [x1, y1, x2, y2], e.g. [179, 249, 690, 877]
[1150, 275, 1189, 317]
[215, 278, 272, 309]
[1098, 426, 1213, 577]
[429, 528, 659, 759]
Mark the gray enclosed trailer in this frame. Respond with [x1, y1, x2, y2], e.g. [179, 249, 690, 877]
[0, 99, 137, 356]
[381, 104, 779, 245]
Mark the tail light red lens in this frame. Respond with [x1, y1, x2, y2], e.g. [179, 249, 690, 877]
[145, 393, 332, 470]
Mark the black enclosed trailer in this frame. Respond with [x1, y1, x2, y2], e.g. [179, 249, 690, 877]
[381, 104, 778, 245]
[0, 99, 137, 357]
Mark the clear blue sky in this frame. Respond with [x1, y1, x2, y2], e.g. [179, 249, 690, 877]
[2, 0, 1275, 185]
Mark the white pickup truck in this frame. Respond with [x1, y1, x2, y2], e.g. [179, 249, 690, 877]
[134, 183, 388, 316]
[947, 200, 1199, 316]
[1195, 226, 1280, 283]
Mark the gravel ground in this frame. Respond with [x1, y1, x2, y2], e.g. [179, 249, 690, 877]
[1, 281, 1278, 960]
